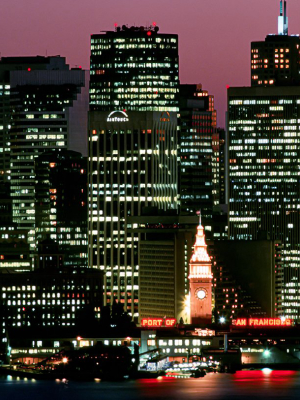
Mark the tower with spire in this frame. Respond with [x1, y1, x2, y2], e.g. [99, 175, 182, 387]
[189, 215, 213, 325]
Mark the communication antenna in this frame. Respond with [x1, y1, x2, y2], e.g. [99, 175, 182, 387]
[197, 210, 202, 226]
[284, 0, 288, 35]
[278, 0, 288, 35]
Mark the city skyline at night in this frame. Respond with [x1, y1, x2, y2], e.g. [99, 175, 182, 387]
[2, 1, 300, 382]
[3, 0, 300, 127]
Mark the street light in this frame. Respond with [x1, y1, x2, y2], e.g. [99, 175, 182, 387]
[219, 317, 226, 324]
[264, 350, 270, 357]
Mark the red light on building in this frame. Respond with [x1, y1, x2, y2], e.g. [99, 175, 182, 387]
[147, 31, 152, 36]
[234, 318, 292, 327]
[141, 318, 177, 328]
[27, 68, 31, 71]
[226, 85, 230, 89]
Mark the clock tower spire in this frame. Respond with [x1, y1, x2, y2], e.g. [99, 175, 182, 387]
[189, 219, 213, 324]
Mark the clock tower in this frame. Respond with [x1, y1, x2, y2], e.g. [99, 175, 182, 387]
[189, 218, 212, 325]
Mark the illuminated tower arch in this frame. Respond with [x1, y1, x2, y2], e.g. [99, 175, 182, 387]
[189, 218, 213, 324]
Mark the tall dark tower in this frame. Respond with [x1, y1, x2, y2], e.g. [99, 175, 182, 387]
[35, 149, 88, 268]
[179, 84, 217, 219]
[88, 25, 180, 320]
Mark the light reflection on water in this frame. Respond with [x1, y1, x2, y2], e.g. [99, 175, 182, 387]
[0, 371, 300, 400]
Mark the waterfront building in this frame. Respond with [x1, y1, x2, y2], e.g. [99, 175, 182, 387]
[0, 240, 103, 347]
[88, 25, 179, 319]
[6, 319, 300, 368]
[0, 268, 102, 336]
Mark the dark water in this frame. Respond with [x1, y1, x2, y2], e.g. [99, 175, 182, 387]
[1, 370, 300, 400]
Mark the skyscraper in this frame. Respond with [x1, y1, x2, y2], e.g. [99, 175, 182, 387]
[0, 57, 68, 184]
[88, 25, 179, 319]
[228, 2, 300, 320]
[1, 56, 89, 253]
[179, 84, 217, 219]
[90, 24, 179, 112]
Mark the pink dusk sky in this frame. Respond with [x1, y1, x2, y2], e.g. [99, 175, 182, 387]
[2, 0, 300, 127]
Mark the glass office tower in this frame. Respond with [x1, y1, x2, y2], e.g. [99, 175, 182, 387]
[228, 1, 300, 321]
[88, 25, 179, 318]
[90, 25, 179, 112]
[228, 86, 300, 320]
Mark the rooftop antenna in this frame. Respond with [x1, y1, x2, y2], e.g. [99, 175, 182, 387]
[197, 210, 202, 226]
[284, 0, 288, 35]
[278, 0, 288, 35]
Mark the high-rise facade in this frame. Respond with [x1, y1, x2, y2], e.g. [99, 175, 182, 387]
[1, 57, 89, 253]
[179, 84, 217, 219]
[88, 25, 179, 319]
[35, 149, 88, 268]
[228, 86, 300, 319]
[0, 57, 68, 184]
[90, 25, 179, 112]
[228, 2, 300, 320]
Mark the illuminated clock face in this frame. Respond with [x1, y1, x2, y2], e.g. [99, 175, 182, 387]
[196, 288, 207, 300]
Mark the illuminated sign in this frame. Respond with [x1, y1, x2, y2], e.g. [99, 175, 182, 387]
[195, 328, 215, 337]
[233, 318, 292, 327]
[159, 111, 170, 122]
[107, 110, 129, 122]
[141, 318, 177, 328]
